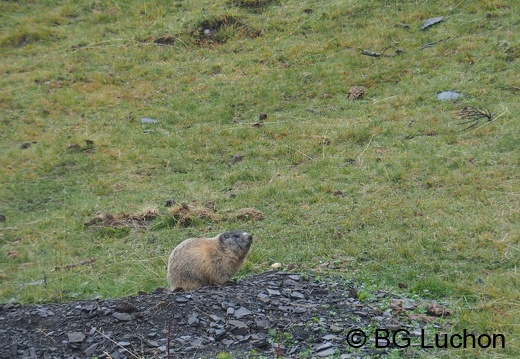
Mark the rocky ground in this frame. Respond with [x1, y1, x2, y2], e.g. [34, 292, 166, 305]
[0, 271, 451, 359]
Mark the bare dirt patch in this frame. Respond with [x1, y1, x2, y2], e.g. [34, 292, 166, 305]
[84, 208, 159, 230]
[169, 202, 264, 227]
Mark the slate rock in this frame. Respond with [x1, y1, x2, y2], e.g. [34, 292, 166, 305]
[188, 312, 200, 326]
[67, 332, 85, 344]
[316, 342, 333, 351]
[112, 312, 132, 321]
[233, 306, 252, 319]
[437, 91, 461, 100]
[221, 338, 234, 346]
[22, 347, 37, 359]
[175, 296, 190, 303]
[316, 347, 337, 356]
[267, 288, 281, 296]
[228, 320, 249, 335]
[420, 16, 444, 30]
[290, 291, 305, 299]
[85, 343, 98, 357]
[0, 271, 441, 358]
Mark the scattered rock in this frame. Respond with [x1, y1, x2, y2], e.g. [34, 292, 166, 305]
[228, 320, 249, 335]
[420, 16, 444, 31]
[316, 347, 336, 356]
[437, 91, 461, 100]
[141, 118, 158, 124]
[290, 291, 305, 299]
[233, 307, 252, 319]
[0, 272, 450, 358]
[267, 288, 281, 296]
[203, 28, 215, 38]
[67, 331, 85, 344]
[188, 312, 200, 326]
[330, 324, 343, 333]
[112, 312, 133, 321]
[84, 343, 98, 356]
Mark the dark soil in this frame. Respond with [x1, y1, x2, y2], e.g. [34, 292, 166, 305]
[0, 272, 449, 359]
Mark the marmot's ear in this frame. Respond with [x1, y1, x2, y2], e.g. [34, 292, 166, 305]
[218, 232, 228, 244]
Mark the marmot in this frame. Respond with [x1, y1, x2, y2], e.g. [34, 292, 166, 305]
[167, 230, 253, 291]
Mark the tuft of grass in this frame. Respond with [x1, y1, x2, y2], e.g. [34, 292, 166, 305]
[1, 0, 519, 356]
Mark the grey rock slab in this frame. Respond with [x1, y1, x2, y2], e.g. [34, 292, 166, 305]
[188, 313, 200, 326]
[290, 291, 305, 299]
[437, 91, 461, 100]
[267, 288, 281, 296]
[112, 312, 132, 321]
[316, 348, 337, 356]
[420, 16, 444, 30]
[67, 332, 85, 344]
[315, 342, 333, 351]
[84, 343, 98, 357]
[233, 307, 252, 319]
[228, 320, 248, 335]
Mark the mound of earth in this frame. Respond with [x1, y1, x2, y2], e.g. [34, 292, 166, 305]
[0, 272, 449, 358]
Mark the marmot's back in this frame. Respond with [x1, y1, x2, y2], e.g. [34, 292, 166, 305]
[167, 231, 253, 291]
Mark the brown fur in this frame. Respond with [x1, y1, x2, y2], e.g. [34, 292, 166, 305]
[167, 231, 253, 291]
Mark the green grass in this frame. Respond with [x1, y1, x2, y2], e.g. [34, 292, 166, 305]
[1, 0, 518, 357]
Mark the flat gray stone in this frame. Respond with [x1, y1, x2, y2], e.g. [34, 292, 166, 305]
[67, 332, 85, 343]
[420, 16, 444, 30]
[437, 91, 461, 101]
[234, 307, 252, 319]
[112, 312, 132, 321]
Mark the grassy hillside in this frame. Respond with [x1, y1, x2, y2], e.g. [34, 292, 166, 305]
[1, 0, 518, 357]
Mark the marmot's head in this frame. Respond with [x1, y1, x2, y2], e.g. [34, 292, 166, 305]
[219, 230, 253, 257]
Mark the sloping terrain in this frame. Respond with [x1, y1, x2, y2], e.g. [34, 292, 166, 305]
[1, 1, 518, 358]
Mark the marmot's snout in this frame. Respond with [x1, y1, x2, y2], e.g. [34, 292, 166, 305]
[243, 232, 253, 244]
